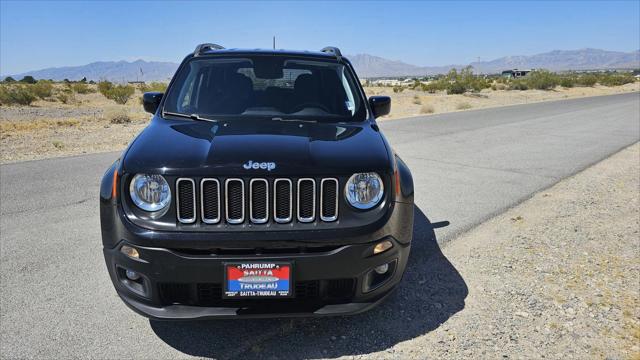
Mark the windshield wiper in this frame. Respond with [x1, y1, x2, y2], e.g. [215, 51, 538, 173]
[270, 117, 317, 123]
[163, 111, 218, 123]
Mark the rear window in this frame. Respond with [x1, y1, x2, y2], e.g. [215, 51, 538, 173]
[163, 56, 365, 122]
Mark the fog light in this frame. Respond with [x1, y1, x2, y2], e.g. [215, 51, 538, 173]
[125, 269, 141, 281]
[374, 263, 389, 275]
[373, 240, 393, 255]
[120, 245, 139, 259]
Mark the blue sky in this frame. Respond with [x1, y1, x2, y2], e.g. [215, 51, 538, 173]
[1, 0, 639, 74]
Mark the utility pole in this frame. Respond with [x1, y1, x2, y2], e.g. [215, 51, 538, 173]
[273, 36, 276, 50]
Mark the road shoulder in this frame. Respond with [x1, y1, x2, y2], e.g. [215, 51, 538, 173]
[394, 143, 640, 359]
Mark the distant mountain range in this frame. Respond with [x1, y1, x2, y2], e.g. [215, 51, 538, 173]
[5, 48, 639, 81]
[351, 49, 639, 77]
[6, 60, 179, 82]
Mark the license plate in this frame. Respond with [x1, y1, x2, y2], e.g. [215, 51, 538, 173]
[224, 262, 292, 298]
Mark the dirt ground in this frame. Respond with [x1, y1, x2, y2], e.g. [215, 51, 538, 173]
[0, 87, 148, 163]
[379, 143, 639, 359]
[0, 83, 638, 163]
[366, 82, 640, 120]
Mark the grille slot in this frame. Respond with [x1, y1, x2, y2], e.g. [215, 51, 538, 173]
[225, 179, 245, 224]
[200, 179, 221, 224]
[176, 178, 196, 224]
[249, 179, 269, 223]
[320, 178, 338, 222]
[297, 178, 316, 223]
[274, 179, 293, 223]
[326, 278, 355, 300]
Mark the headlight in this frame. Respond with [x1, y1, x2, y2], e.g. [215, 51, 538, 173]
[129, 174, 171, 212]
[345, 172, 384, 209]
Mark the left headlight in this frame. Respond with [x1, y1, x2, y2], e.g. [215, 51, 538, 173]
[345, 172, 385, 209]
[129, 174, 171, 212]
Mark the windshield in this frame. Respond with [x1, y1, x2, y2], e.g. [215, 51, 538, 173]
[163, 56, 366, 122]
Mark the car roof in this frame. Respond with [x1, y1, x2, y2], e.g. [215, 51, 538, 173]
[194, 48, 343, 60]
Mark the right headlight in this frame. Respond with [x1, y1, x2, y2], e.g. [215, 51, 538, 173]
[345, 172, 384, 209]
[129, 174, 171, 212]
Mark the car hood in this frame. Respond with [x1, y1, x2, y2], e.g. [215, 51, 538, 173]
[122, 116, 391, 176]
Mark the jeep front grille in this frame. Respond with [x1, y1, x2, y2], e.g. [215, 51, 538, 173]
[175, 177, 339, 225]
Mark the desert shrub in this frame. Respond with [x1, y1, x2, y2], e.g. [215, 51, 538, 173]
[52, 140, 64, 149]
[148, 82, 168, 92]
[0, 85, 37, 105]
[392, 86, 404, 93]
[526, 70, 558, 90]
[429, 67, 491, 95]
[509, 80, 529, 91]
[420, 104, 435, 114]
[56, 93, 71, 104]
[456, 102, 472, 110]
[19, 76, 37, 84]
[421, 82, 444, 93]
[598, 73, 635, 86]
[97, 81, 113, 95]
[139, 82, 168, 93]
[3, 76, 16, 83]
[54, 85, 75, 104]
[559, 76, 575, 88]
[71, 82, 94, 94]
[108, 85, 135, 104]
[576, 74, 598, 87]
[31, 81, 54, 99]
[99, 82, 135, 104]
[447, 82, 466, 94]
[105, 108, 131, 124]
[458, 66, 491, 92]
[412, 96, 422, 105]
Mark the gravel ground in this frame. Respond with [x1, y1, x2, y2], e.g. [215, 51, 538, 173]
[0, 105, 104, 121]
[0, 90, 148, 163]
[378, 143, 639, 359]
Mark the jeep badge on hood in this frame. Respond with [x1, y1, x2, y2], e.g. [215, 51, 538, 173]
[243, 160, 276, 171]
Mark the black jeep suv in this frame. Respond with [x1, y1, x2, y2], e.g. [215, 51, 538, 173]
[100, 44, 414, 319]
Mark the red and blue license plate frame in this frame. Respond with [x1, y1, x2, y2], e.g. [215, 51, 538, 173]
[223, 262, 293, 299]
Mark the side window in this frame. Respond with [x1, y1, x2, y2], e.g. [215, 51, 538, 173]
[341, 67, 357, 114]
[176, 64, 205, 112]
[179, 77, 195, 110]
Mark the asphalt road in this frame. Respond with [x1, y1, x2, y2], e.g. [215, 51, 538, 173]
[1, 93, 638, 359]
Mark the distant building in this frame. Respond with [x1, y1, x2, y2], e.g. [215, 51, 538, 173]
[501, 69, 532, 78]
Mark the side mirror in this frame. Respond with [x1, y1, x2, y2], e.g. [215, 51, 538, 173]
[369, 96, 391, 118]
[142, 92, 163, 114]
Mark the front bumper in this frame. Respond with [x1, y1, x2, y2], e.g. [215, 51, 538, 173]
[104, 237, 410, 319]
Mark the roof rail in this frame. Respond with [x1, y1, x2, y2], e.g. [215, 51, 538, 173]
[193, 43, 225, 57]
[320, 46, 342, 59]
